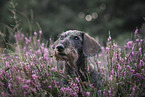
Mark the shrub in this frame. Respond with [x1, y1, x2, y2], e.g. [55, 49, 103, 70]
[0, 1, 144, 96]
[0, 27, 144, 96]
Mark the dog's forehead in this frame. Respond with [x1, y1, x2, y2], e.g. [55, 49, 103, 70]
[61, 30, 82, 37]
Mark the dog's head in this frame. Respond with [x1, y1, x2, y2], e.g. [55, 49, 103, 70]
[53, 30, 101, 62]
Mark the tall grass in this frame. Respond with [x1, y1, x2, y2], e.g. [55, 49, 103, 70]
[0, 1, 145, 96]
[0, 28, 144, 96]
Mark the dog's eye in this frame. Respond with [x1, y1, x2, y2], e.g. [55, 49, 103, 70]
[60, 36, 64, 40]
[73, 36, 79, 40]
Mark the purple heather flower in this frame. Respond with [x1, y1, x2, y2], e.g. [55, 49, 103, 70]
[26, 79, 31, 83]
[98, 90, 101, 93]
[118, 48, 121, 52]
[138, 42, 142, 46]
[25, 37, 29, 44]
[109, 75, 113, 81]
[15, 34, 18, 41]
[17, 76, 21, 80]
[106, 47, 110, 52]
[132, 85, 136, 91]
[60, 87, 65, 93]
[132, 51, 135, 56]
[103, 90, 105, 97]
[139, 60, 143, 66]
[139, 48, 142, 53]
[119, 57, 124, 62]
[134, 73, 141, 79]
[86, 92, 90, 96]
[76, 77, 80, 83]
[108, 35, 111, 41]
[34, 32, 37, 35]
[90, 84, 94, 88]
[1, 91, 5, 95]
[116, 83, 119, 88]
[108, 90, 111, 94]
[134, 29, 138, 35]
[23, 85, 29, 88]
[37, 39, 40, 42]
[32, 74, 37, 79]
[39, 30, 42, 34]
[126, 65, 132, 70]
[0, 81, 5, 86]
[73, 92, 78, 97]
[41, 43, 44, 46]
[141, 39, 143, 41]
[127, 41, 133, 48]
[21, 33, 24, 39]
[51, 66, 57, 72]
[141, 69, 144, 74]
[136, 39, 139, 42]
[8, 83, 12, 89]
[113, 43, 117, 47]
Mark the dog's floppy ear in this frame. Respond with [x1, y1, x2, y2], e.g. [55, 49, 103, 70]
[82, 33, 101, 57]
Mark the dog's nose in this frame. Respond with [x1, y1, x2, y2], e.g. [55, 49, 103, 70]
[56, 44, 65, 52]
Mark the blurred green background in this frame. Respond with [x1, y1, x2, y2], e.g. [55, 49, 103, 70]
[0, 0, 145, 48]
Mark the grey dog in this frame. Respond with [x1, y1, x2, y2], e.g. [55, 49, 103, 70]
[53, 30, 101, 87]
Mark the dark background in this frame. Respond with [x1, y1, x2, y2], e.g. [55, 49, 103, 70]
[0, 0, 145, 47]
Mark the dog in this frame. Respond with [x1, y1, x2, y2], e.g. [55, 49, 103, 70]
[53, 30, 101, 87]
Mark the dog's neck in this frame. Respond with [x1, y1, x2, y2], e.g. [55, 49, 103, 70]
[64, 53, 88, 79]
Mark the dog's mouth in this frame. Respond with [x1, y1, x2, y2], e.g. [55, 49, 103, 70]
[58, 52, 67, 56]
[54, 52, 68, 61]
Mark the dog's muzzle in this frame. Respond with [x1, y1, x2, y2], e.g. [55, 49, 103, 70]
[54, 44, 68, 60]
[56, 44, 65, 52]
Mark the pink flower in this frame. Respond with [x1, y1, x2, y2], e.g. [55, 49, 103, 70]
[73, 92, 78, 97]
[15, 34, 18, 41]
[108, 90, 111, 94]
[86, 92, 90, 96]
[106, 47, 110, 52]
[76, 77, 80, 83]
[139, 48, 142, 53]
[134, 29, 138, 34]
[108, 35, 111, 41]
[8, 83, 12, 89]
[26, 79, 31, 83]
[21, 33, 24, 39]
[25, 37, 29, 44]
[32, 74, 37, 79]
[51, 67, 57, 72]
[37, 39, 40, 42]
[113, 43, 118, 47]
[23, 85, 29, 88]
[34, 32, 37, 35]
[141, 69, 144, 74]
[127, 41, 133, 48]
[126, 65, 132, 70]
[136, 39, 139, 42]
[39, 30, 42, 34]
[17, 76, 21, 80]
[139, 60, 143, 66]
[132, 85, 136, 91]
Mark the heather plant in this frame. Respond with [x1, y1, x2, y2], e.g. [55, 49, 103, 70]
[97, 28, 145, 97]
[0, 0, 145, 96]
[0, 27, 144, 96]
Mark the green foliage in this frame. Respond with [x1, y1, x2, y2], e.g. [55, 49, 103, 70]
[1, 0, 145, 47]
[0, 26, 144, 96]
[0, 1, 145, 96]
